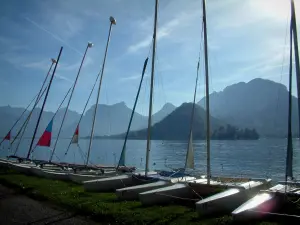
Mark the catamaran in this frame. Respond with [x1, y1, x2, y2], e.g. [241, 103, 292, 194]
[7, 47, 63, 175]
[0, 57, 56, 169]
[138, 0, 271, 211]
[115, 0, 202, 200]
[84, 0, 195, 194]
[232, 0, 300, 220]
[68, 57, 148, 184]
[28, 41, 97, 180]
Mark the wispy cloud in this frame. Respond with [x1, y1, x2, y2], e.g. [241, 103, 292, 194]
[213, 0, 290, 31]
[127, 10, 197, 54]
[59, 56, 93, 71]
[24, 17, 83, 56]
[23, 59, 51, 70]
[55, 74, 73, 83]
[119, 73, 149, 82]
[0, 36, 29, 52]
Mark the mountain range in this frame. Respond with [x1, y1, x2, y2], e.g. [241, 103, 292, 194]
[0, 102, 176, 138]
[0, 78, 297, 140]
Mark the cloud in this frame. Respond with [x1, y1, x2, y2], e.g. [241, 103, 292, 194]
[59, 56, 93, 71]
[24, 17, 83, 56]
[213, 0, 291, 31]
[0, 36, 29, 52]
[55, 74, 73, 83]
[119, 73, 149, 82]
[127, 5, 199, 54]
[23, 59, 51, 70]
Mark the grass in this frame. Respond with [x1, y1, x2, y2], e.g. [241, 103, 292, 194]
[0, 168, 293, 225]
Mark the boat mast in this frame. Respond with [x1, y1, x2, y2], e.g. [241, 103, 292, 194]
[26, 47, 63, 159]
[145, 0, 158, 176]
[49, 42, 93, 163]
[8, 59, 55, 147]
[63, 71, 101, 158]
[291, 0, 300, 137]
[117, 57, 149, 169]
[286, 1, 298, 182]
[85, 17, 116, 166]
[0, 91, 39, 146]
[202, 0, 211, 184]
[31, 87, 72, 154]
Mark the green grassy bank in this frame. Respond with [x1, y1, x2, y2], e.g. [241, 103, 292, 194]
[0, 169, 287, 225]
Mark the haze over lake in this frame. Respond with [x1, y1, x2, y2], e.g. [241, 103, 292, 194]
[1, 138, 299, 182]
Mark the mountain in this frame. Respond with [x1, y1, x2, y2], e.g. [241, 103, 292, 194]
[112, 103, 225, 140]
[0, 106, 81, 138]
[152, 103, 176, 125]
[77, 102, 147, 137]
[198, 78, 299, 137]
[0, 102, 175, 139]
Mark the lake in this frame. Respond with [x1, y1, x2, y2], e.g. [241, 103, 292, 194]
[1, 138, 299, 181]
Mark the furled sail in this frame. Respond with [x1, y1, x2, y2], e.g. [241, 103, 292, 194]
[185, 131, 194, 169]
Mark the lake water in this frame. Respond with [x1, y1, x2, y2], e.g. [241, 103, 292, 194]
[1, 138, 300, 182]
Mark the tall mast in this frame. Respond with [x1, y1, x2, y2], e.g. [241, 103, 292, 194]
[85, 17, 116, 166]
[117, 57, 149, 169]
[49, 42, 93, 162]
[8, 59, 55, 147]
[145, 0, 158, 176]
[291, 0, 300, 137]
[286, 17, 293, 182]
[0, 91, 39, 146]
[202, 0, 211, 184]
[63, 70, 101, 158]
[30, 87, 72, 154]
[26, 47, 63, 159]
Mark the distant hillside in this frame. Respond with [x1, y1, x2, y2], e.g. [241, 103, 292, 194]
[110, 103, 234, 140]
[152, 103, 176, 124]
[0, 102, 175, 139]
[198, 78, 299, 137]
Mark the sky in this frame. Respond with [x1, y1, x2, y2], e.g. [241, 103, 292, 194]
[0, 0, 300, 115]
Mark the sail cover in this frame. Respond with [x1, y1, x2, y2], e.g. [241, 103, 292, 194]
[37, 119, 53, 147]
[185, 131, 194, 169]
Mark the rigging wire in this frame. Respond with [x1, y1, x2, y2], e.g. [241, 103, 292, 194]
[0, 91, 41, 147]
[63, 72, 101, 159]
[30, 86, 72, 157]
[270, 14, 290, 179]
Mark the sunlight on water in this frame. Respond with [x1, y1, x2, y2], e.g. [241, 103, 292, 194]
[1, 138, 299, 181]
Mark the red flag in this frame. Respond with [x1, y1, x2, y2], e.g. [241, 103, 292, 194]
[37, 119, 53, 147]
[4, 131, 11, 141]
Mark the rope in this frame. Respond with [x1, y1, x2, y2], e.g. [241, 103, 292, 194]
[154, 192, 199, 202]
[187, 183, 203, 200]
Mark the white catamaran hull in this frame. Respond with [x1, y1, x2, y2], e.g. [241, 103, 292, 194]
[29, 167, 69, 181]
[68, 171, 118, 184]
[116, 176, 196, 201]
[139, 178, 210, 206]
[195, 179, 271, 215]
[232, 183, 300, 220]
[84, 171, 158, 192]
